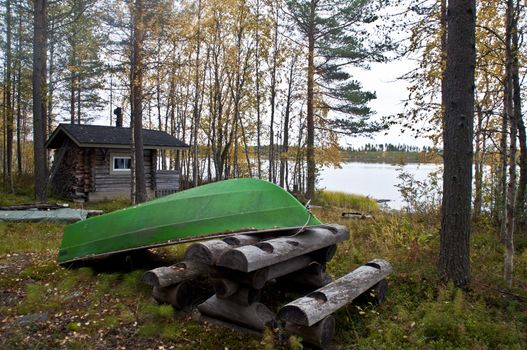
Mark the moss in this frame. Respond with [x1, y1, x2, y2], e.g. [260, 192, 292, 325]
[67, 322, 82, 332]
[18, 283, 61, 314]
[20, 263, 60, 280]
[57, 273, 80, 292]
[98, 315, 121, 330]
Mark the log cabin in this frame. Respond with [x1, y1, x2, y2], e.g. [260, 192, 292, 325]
[45, 123, 189, 202]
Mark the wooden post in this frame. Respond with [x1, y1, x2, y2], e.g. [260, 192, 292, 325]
[213, 278, 239, 298]
[311, 244, 337, 263]
[220, 287, 261, 305]
[249, 254, 313, 289]
[284, 315, 335, 348]
[217, 225, 349, 272]
[151, 149, 157, 195]
[283, 262, 333, 289]
[153, 281, 194, 309]
[197, 295, 275, 331]
[277, 259, 392, 326]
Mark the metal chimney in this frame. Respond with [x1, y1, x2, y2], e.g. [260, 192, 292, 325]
[113, 107, 123, 127]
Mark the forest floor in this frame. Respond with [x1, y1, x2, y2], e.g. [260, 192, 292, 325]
[0, 193, 526, 349]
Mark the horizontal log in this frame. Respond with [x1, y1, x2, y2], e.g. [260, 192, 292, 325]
[156, 180, 180, 185]
[341, 212, 373, 219]
[153, 281, 193, 309]
[95, 176, 152, 182]
[284, 315, 335, 348]
[354, 278, 388, 306]
[281, 262, 333, 289]
[311, 244, 337, 263]
[156, 175, 180, 179]
[220, 287, 261, 305]
[156, 184, 179, 190]
[185, 240, 233, 265]
[217, 225, 349, 272]
[0, 203, 67, 210]
[156, 170, 179, 174]
[249, 254, 314, 289]
[197, 295, 274, 331]
[222, 234, 261, 246]
[184, 233, 264, 265]
[213, 278, 239, 298]
[142, 261, 209, 288]
[277, 259, 392, 326]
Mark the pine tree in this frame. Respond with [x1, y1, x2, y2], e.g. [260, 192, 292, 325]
[285, 0, 388, 199]
[439, 0, 476, 288]
[32, 0, 49, 202]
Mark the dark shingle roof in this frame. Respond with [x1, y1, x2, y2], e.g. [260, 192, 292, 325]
[45, 124, 189, 149]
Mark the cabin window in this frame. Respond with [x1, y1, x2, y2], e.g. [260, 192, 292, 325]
[110, 154, 131, 174]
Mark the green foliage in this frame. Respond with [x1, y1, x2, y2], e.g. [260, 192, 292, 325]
[0, 174, 36, 201]
[286, 0, 390, 134]
[288, 335, 303, 350]
[1, 196, 526, 349]
[396, 166, 443, 214]
[261, 327, 275, 350]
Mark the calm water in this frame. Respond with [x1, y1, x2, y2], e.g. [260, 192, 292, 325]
[318, 162, 442, 210]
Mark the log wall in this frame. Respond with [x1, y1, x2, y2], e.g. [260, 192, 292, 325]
[51, 144, 84, 200]
[51, 145, 181, 202]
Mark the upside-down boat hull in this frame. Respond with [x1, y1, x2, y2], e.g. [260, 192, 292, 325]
[58, 178, 320, 264]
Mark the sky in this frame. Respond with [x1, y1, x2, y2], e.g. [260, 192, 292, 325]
[343, 59, 434, 149]
[88, 57, 431, 149]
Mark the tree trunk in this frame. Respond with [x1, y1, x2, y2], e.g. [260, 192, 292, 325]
[440, 0, 447, 118]
[305, 0, 316, 200]
[438, 0, 476, 288]
[280, 56, 296, 189]
[70, 74, 76, 124]
[503, 0, 517, 288]
[268, 7, 279, 183]
[192, 0, 203, 187]
[255, 0, 262, 179]
[16, 2, 22, 174]
[517, 116, 526, 228]
[5, 0, 14, 192]
[32, 0, 48, 202]
[47, 16, 55, 136]
[473, 104, 483, 218]
[77, 85, 81, 124]
[132, 0, 147, 203]
[513, 17, 526, 229]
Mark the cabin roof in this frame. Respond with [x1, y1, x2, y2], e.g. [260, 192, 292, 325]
[45, 124, 189, 150]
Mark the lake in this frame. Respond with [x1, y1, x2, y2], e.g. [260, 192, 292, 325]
[318, 162, 442, 210]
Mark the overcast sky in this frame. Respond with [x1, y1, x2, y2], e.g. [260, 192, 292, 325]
[343, 58, 434, 149]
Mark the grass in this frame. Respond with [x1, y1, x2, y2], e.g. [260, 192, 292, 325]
[0, 195, 526, 349]
[314, 190, 380, 212]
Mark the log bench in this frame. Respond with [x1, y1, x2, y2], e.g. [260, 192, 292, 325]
[142, 224, 392, 348]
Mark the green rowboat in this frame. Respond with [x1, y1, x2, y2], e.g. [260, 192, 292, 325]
[58, 178, 320, 264]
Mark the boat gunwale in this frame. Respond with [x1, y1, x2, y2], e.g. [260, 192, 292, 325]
[58, 224, 328, 265]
